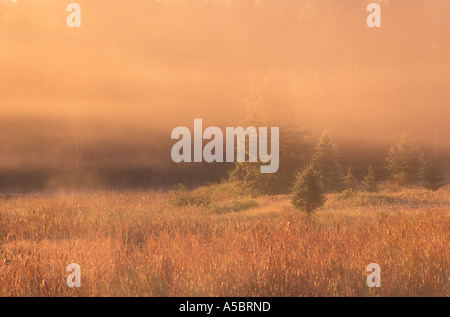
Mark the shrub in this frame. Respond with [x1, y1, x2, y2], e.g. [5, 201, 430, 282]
[196, 181, 255, 201]
[326, 191, 398, 208]
[168, 184, 211, 207]
[335, 189, 356, 200]
[213, 198, 259, 214]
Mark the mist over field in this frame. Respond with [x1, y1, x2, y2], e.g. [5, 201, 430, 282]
[0, 1, 449, 299]
[1, 0, 449, 191]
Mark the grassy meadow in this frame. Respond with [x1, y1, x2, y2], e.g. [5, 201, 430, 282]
[1, 0, 449, 300]
[0, 183, 448, 297]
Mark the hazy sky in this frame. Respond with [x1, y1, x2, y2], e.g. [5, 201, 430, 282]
[1, 0, 449, 171]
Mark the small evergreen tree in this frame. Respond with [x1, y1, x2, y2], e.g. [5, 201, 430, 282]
[386, 135, 425, 185]
[290, 164, 325, 213]
[422, 158, 446, 191]
[229, 162, 277, 196]
[311, 131, 344, 192]
[344, 165, 357, 190]
[363, 165, 378, 193]
[228, 72, 311, 195]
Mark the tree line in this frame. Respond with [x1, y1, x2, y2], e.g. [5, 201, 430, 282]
[231, 130, 446, 213]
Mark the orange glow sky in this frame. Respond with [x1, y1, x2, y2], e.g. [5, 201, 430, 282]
[1, 0, 449, 172]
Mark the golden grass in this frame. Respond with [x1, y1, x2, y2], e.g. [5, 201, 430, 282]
[0, 187, 448, 296]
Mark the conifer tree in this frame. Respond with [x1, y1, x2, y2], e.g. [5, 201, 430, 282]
[291, 164, 325, 213]
[422, 158, 446, 191]
[311, 131, 344, 192]
[229, 72, 311, 195]
[386, 135, 425, 185]
[363, 165, 378, 193]
[344, 165, 357, 191]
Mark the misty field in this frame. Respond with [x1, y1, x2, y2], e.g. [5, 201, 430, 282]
[0, 184, 448, 297]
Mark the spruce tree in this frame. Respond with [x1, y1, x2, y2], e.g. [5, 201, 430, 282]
[363, 165, 378, 193]
[344, 165, 357, 190]
[311, 131, 344, 192]
[386, 135, 425, 185]
[229, 72, 311, 195]
[291, 164, 325, 213]
[422, 158, 446, 191]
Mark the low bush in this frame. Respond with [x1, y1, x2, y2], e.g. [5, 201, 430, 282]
[168, 184, 211, 207]
[212, 198, 258, 214]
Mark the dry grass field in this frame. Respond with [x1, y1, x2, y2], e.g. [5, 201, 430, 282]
[1, 0, 449, 300]
[0, 184, 448, 297]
